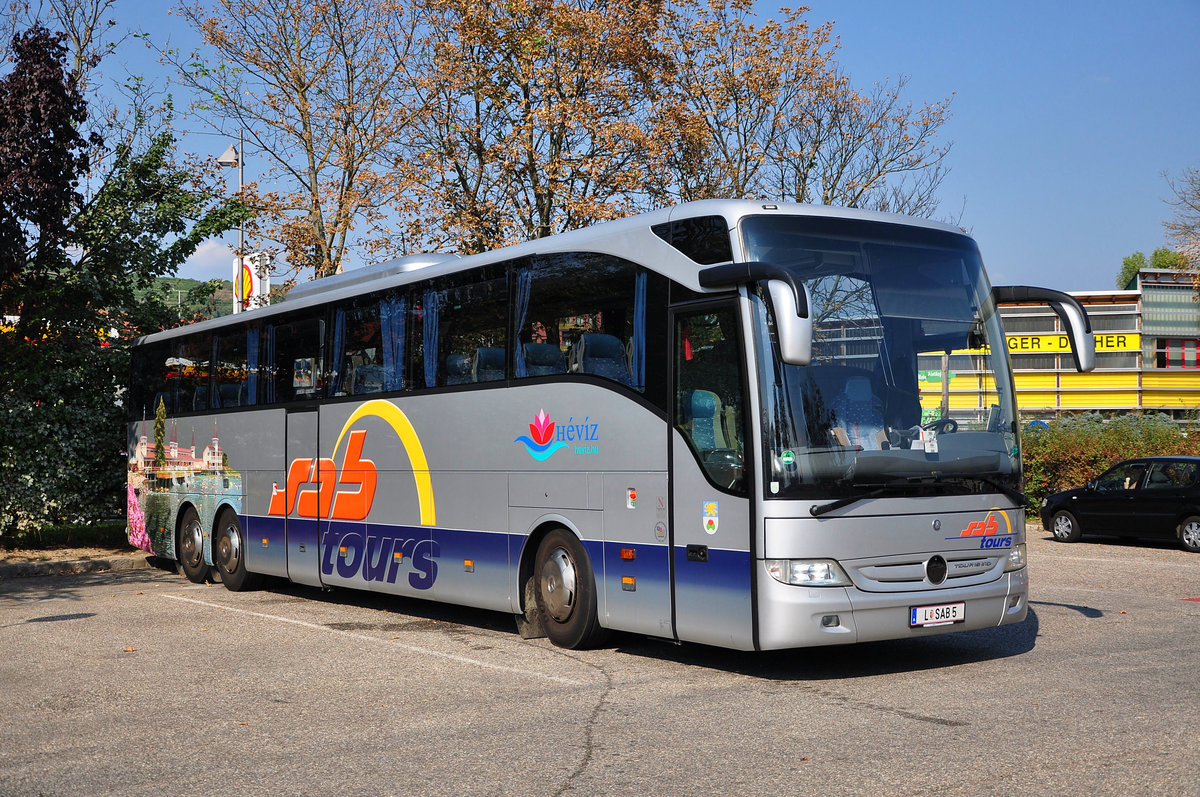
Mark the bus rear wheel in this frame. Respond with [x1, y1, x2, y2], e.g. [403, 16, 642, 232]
[178, 507, 209, 584]
[534, 529, 608, 650]
[213, 509, 261, 592]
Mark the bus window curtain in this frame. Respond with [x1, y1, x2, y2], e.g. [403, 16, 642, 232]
[513, 267, 534, 377]
[632, 270, 647, 389]
[423, 289, 439, 388]
[246, 327, 258, 406]
[210, 336, 221, 407]
[264, 325, 276, 404]
[380, 294, 406, 391]
[330, 308, 346, 395]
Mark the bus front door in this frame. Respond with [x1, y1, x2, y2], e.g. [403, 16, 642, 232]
[285, 409, 323, 587]
[671, 306, 755, 650]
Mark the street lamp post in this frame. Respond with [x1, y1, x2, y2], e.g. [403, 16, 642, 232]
[217, 129, 245, 313]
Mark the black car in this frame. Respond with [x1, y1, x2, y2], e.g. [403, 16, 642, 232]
[1039, 456, 1200, 553]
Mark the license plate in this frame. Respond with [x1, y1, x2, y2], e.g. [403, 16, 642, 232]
[910, 602, 965, 627]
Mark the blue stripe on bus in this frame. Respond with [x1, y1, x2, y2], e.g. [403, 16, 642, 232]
[673, 547, 753, 603]
[239, 516, 752, 624]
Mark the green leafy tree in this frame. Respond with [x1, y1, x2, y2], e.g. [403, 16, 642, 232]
[1117, 251, 1146, 289]
[0, 24, 246, 537]
[153, 396, 166, 471]
[1117, 247, 1188, 289]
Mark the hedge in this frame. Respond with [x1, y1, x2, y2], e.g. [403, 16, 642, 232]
[1022, 413, 1200, 514]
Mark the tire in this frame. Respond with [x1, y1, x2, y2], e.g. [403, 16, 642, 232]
[533, 529, 608, 649]
[1050, 509, 1082, 543]
[1179, 516, 1200, 553]
[177, 507, 210, 584]
[213, 509, 261, 591]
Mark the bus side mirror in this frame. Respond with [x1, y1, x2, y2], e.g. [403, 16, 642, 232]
[695, 262, 812, 365]
[993, 285, 1095, 372]
[767, 279, 813, 366]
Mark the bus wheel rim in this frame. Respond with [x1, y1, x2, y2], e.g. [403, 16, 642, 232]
[218, 523, 242, 574]
[182, 519, 203, 568]
[540, 547, 577, 623]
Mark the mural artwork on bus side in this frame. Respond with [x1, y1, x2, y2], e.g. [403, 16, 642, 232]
[127, 403, 243, 556]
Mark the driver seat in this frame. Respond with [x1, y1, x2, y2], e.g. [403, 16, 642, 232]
[832, 375, 885, 450]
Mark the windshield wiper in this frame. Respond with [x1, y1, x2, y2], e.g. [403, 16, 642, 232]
[808, 473, 1024, 518]
[809, 480, 908, 517]
[934, 473, 1026, 506]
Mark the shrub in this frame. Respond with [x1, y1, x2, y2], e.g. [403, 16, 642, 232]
[1022, 413, 1200, 513]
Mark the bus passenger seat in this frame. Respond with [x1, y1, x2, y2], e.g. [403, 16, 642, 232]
[218, 383, 241, 408]
[524, 343, 566, 376]
[832, 375, 885, 450]
[354, 364, 384, 394]
[473, 347, 505, 382]
[445, 354, 472, 385]
[576, 333, 632, 385]
[688, 389, 727, 449]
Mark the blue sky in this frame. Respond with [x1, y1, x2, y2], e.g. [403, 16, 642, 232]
[105, 1, 1200, 292]
[804, 0, 1200, 291]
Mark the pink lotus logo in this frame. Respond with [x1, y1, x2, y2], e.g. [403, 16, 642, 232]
[514, 409, 568, 461]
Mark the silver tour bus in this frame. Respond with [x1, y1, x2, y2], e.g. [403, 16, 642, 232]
[126, 200, 1093, 651]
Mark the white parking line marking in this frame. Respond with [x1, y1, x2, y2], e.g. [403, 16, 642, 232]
[162, 594, 584, 686]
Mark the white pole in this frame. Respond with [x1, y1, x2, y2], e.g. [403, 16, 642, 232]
[238, 127, 244, 260]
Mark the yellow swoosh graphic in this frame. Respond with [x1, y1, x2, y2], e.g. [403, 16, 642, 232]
[333, 399, 436, 526]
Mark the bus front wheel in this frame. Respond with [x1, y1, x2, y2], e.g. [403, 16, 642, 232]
[213, 509, 261, 592]
[177, 507, 209, 584]
[534, 529, 608, 649]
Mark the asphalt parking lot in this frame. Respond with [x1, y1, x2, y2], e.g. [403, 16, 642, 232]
[1, 530, 1197, 796]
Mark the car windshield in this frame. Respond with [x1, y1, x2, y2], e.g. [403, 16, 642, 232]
[741, 215, 1019, 500]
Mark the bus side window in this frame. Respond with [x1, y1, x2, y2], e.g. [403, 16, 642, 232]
[675, 308, 746, 493]
[515, 253, 652, 391]
[412, 270, 507, 388]
[269, 316, 324, 403]
[215, 327, 251, 407]
[132, 341, 172, 418]
[330, 301, 385, 396]
[176, 335, 213, 412]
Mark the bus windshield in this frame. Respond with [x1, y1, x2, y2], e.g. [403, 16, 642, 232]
[741, 215, 1019, 501]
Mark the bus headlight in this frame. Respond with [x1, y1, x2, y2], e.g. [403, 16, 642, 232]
[765, 559, 851, 587]
[1003, 543, 1027, 572]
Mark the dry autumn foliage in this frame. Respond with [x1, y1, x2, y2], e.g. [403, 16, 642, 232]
[168, 0, 417, 278]
[651, 0, 953, 217]
[1164, 165, 1200, 294]
[648, 0, 842, 202]
[391, 0, 666, 256]
[168, 0, 957, 276]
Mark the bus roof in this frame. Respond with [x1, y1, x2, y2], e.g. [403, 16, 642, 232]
[137, 200, 970, 345]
